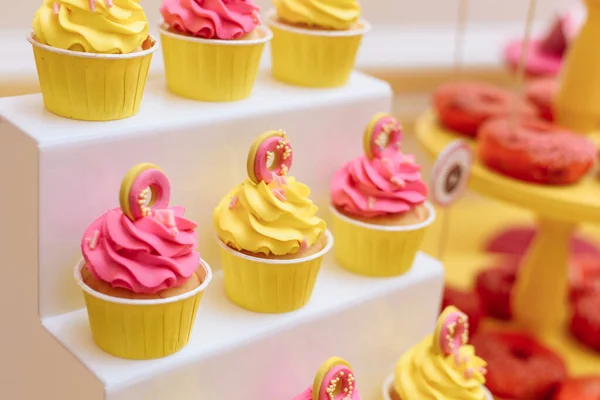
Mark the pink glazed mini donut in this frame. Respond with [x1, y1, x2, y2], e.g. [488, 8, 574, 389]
[434, 306, 470, 357]
[119, 163, 171, 220]
[247, 130, 293, 184]
[292, 357, 360, 400]
[363, 112, 403, 159]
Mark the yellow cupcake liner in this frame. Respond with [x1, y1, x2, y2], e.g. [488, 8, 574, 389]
[216, 230, 333, 313]
[382, 373, 494, 400]
[267, 13, 370, 88]
[27, 33, 157, 121]
[159, 25, 272, 102]
[330, 203, 436, 277]
[74, 259, 212, 360]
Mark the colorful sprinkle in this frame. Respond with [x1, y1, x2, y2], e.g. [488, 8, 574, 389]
[229, 196, 239, 209]
[272, 172, 288, 188]
[53, 2, 60, 14]
[464, 367, 474, 379]
[300, 237, 309, 251]
[367, 197, 375, 209]
[390, 176, 406, 187]
[272, 188, 286, 202]
[87, 230, 100, 250]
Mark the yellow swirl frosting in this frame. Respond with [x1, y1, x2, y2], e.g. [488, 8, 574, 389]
[393, 335, 487, 400]
[214, 177, 326, 256]
[273, 0, 361, 30]
[33, 0, 149, 54]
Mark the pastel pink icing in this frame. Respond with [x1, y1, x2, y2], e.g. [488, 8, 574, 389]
[81, 206, 200, 294]
[331, 151, 428, 218]
[160, 0, 260, 40]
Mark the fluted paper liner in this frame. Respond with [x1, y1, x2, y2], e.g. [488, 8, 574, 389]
[381, 373, 494, 400]
[216, 230, 333, 313]
[159, 25, 272, 102]
[27, 33, 157, 121]
[74, 258, 212, 360]
[267, 11, 370, 88]
[330, 202, 436, 277]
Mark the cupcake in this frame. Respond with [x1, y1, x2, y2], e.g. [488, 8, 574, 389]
[214, 130, 332, 313]
[159, 0, 272, 102]
[267, 0, 370, 88]
[292, 357, 360, 399]
[74, 163, 212, 360]
[330, 113, 435, 277]
[29, 0, 157, 121]
[383, 306, 493, 400]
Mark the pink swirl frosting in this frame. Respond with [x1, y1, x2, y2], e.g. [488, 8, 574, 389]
[160, 0, 260, 40]
[81, 206, 200, 294]
[331, 151, 428, 218]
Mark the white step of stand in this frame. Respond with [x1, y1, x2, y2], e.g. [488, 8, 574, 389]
[44, 256, 443, 400]
[0, 71, 443, 399]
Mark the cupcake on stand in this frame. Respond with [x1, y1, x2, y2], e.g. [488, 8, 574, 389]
[383, 306, 493, 400]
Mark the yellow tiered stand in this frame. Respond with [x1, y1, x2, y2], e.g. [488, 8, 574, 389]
[416, 111, 600, 375]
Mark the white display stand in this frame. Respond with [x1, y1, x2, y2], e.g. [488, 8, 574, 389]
[0, 71, 444, 399]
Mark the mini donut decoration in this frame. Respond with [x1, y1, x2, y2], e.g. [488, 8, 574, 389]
[313, 357, 360, 400]
[434, 306, 470, 357]
[119, 163, 171, 220]
[363, 112, 403, 160]
[247, 130, 293, 184]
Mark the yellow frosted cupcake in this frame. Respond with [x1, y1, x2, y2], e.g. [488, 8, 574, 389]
[159, 0, 272, 101]
[330, 113, 435, 277]
[267, 0, 370, 88]
[29, 0, 157, 120]
[214, 130, 332, 313]
[383, 306, 493, 400]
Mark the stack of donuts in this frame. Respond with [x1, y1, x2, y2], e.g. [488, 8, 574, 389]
[433, 81, 597, 186]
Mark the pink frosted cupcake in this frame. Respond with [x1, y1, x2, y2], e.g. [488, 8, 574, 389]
[330, 112, 435, 277]
[159, 0, 272, 101]
[74, 163, 212, 360]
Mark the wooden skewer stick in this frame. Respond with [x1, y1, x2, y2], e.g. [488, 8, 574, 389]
[454, 0, 469, 75]
[510, 0, 539, 131]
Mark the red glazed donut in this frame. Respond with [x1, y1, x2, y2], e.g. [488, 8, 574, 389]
[434, 82, 537, 137]
[478, 117, 596, 185]
[570, 294, 600, 352]
[554, 376, 600, 400]
[475, 264, 518, 321]
[471, 331, 567, 400]
[525, 78, 557, 122]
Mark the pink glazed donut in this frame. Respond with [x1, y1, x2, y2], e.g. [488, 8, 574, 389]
[247, 130, 293, 184]
[292, 357, 360, 400]
[119, 163, 171, 220]
[363, 112, 403, 160]
[434, 306, 470, 356]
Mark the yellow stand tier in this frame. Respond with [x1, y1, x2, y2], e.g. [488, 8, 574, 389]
[416, 110, 600, 338]
[556, 0, 600, 133]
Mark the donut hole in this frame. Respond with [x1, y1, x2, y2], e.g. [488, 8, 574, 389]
[376, 131, 390, 149]
[330, 378, 348, 397]
[332, 381, 344, 396]
[479, 92, 503, 104]
[510, 346, 533, 361]
[266, 151, 276, 170]
[140, 185, 159, 208]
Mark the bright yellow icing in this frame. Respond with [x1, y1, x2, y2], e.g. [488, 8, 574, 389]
[273, 0, 361, 30]
[394, 335, 487, 400]
[33, 0, 149, 54]
[214, 177, 326, 256]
